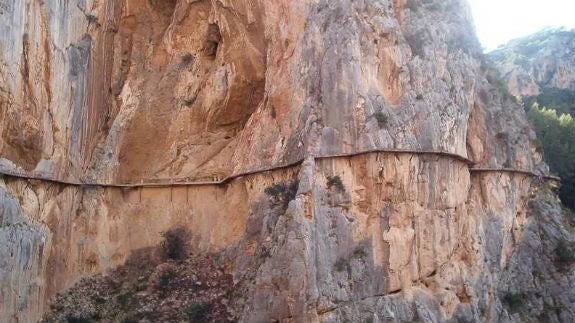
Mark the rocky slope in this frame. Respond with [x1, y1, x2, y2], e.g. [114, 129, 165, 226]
[41, 248, 239, 323]
[488, 28, 575, 97]
[1, 0, 574, 322]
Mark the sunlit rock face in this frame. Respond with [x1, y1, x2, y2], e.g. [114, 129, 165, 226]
[0, 1, 573, 323]
[488, 28, 575, 96]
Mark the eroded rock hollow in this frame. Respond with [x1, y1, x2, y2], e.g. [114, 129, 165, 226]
[1, 0, 573, 322]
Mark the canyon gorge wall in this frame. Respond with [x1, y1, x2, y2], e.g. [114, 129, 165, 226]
[0, 0, 573, 322]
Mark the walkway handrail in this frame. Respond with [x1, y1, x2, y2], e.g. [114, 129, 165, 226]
[0, 149, 558, 188]
[314, 148, 475, 165]
[469, 168, 560, 181]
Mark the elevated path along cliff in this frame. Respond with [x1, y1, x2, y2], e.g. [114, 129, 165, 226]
[0, 149, 560, 189]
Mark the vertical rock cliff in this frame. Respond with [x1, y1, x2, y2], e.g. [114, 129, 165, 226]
[1, 0, 573, 322]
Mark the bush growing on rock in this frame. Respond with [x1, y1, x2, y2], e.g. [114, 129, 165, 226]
[264, 180, 299, 208]
[161, 226, 190, 260]
[116, 290, 134, 309]
[181, 53, 194, 65]
[264, 183, 287, 199]
[353, 247, 368, 259]
[503, 292, 525, 313]
[327, 176, 345, 192]
[334, 258, 349, 272]
[374, 112, 388, 128]
[158, 269, 177, 291]
[186, 302, 213, 322]
[554, 240, 575, 270]
[183, 96, 197, 107]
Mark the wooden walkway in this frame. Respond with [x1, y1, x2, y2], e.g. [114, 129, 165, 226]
[0, 149, 560, 188]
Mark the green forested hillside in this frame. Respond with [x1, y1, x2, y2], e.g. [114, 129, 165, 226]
[524, 87, 575, 117]
[527, 103, 575, 210]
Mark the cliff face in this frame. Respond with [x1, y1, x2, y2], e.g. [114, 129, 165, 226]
[1, 1, 573, 323]
[488, 28, 575, 97]
[489, 28, 575, 212]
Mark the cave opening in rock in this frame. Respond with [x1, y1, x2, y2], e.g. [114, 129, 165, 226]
[205, 23, 222, 59]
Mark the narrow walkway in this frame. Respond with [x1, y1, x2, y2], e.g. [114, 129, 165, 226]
[469, 167, 559, 180]
[0, 149, 559, 188]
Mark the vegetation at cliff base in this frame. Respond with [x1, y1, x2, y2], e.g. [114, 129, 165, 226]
[41, 233, 237, 323]
[186, 302, 214, 321]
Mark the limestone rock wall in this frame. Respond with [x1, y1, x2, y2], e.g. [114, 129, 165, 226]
[0, 167, 299, 323]
[0, 0, 544, 181]
[0, 1, 572, 323]
[239, 153, 556, 322]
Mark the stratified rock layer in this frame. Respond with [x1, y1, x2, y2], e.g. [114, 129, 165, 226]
[0, 1, 573, 323]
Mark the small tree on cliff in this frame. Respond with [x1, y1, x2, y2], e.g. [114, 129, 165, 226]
[161, 226, 190, 261]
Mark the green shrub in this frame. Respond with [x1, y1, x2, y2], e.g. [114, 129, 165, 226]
[265, 183, 287, 199]
[334, 258, 349, 272]
[264, 180, 299, 208]
[183, 96, 197, 107]
[86, 14, 99, 25]
[258, 246, 271, 259]
[285, 181, 298, 200]
[117, 290, 134, 309]
[186, 302, 213, 321]
[502, 292, 525, 313]
[555, 241, 575, 269]
[161, 226, 190, 260]
[158, 268, 177, 291]
[495, 132, 509, 140]
[353, 247, 367, 259]
[327, 176, 345, 192]
[374, 112, 388, 128]
[181, 53, 194, 65]
[135, 280, 148, 292]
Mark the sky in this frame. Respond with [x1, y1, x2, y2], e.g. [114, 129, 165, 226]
[468, 0, 575, 51]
